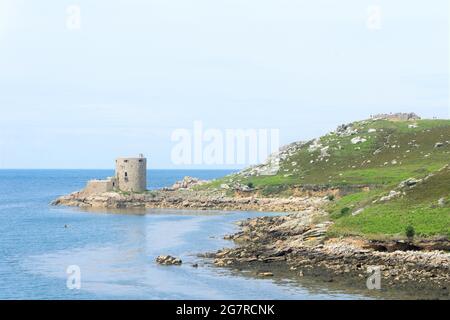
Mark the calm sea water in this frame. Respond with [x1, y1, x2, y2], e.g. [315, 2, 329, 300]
[0, 170, 372, 300]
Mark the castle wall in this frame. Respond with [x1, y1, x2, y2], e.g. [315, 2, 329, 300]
[83, 177, 116, 195]
[115, 157, 147, 192]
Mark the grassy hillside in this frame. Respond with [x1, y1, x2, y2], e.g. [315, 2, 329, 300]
[221, 118, 449, 188]
[203, 116, 450, 239]
[328, 164, 450, 239]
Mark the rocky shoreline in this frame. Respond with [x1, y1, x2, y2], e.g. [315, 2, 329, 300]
[206, 212, 450, 299]
[51, 188, 325, 213]
[52, 181, 450, 299]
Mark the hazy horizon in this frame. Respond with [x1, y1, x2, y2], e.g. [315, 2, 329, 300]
[0, 0, 448, 169]
[0, 112, 449, 170]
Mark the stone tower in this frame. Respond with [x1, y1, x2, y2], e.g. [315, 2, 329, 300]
[115, 155, 147, 192]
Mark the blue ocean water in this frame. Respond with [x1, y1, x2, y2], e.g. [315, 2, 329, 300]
[0, 170, 369, 300]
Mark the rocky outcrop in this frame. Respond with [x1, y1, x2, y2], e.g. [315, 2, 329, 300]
[365, 238, 450, 252]
[239, 141, 307, 178]
[156, 255, 182, 265]
[398, 178, 422, 189]
[335, 123, 359, 137]
[163, 176, 208, 191]
[378, 190, 403, 202]
[371, 113, 421, 121]
[209, 211, 450, 295]
[351, 137, 367, 144]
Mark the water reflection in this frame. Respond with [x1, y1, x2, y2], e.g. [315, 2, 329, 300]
[23, 210, 375, 300]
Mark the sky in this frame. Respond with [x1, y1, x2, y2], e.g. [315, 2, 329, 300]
[0, 0, 448, 169]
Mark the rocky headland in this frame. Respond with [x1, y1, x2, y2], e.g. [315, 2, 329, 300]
[51, 176, 327, 212]
[51, 115, 450, 298]
[51, 189, 326, 213]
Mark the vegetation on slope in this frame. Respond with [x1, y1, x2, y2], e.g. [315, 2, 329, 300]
[202, 116, 450, 239]
[227, 119, 448, 188]
[328, 165, 450, 239]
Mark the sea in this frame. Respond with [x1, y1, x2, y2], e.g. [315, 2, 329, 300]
[0, 169, 376, 300]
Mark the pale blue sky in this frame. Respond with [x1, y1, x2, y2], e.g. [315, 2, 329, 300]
[0, 0, 448, 169]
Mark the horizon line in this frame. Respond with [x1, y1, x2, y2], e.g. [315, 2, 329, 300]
[0, 168, 242, 171]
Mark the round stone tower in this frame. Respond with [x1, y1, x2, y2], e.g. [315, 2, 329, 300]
[115, 155, 147, 192]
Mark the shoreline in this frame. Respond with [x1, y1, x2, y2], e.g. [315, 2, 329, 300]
[51, 189, 326, 213]
[207, 213, 450, 299]
[52, 189, 450, 299]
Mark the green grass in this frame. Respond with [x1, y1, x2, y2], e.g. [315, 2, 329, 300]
[329, 203, 450, 239]
[328, 165, 450, 239]
[328, 189, 384, 219]
[199, 117, 450, 239]
[208, 118, 450, 189]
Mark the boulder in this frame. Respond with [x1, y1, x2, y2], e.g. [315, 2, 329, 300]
[351, 137, 367, 144]
[232, 183, 255, 192]
[336, 124, 358, 137]
[398, 178, 421, 189]
[352, 208, 365, 216]
[156, 255, 182, 266]
[379, 190, 401, 202]
[171, 177, 208, 190]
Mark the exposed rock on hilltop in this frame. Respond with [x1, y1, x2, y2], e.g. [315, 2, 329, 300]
[371, 112, 421, 121]
[222, 115, 448, 187]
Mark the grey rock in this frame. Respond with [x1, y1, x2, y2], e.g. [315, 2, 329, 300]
[399, 178, 421, 188]
[156, 255, 182, 266]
